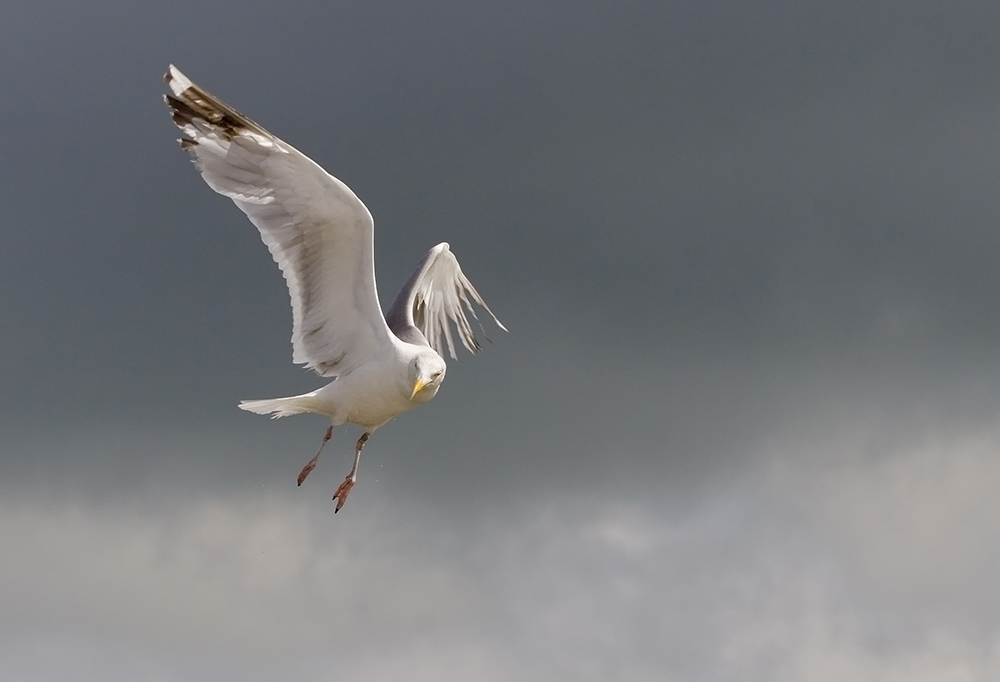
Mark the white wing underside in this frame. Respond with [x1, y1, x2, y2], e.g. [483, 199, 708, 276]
[387, 243, 507, 359]
[164, 65, 505, 372]
[164, 66, 393, 377]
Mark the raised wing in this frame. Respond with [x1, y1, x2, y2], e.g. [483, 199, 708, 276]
[163, 65, 394, 377]
[385, 243, 506, 358]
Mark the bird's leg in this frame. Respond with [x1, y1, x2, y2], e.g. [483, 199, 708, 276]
[333, 432, 369, 513]
[297, 425, 333, 486]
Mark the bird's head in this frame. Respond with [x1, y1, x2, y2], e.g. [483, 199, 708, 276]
[408, 351, 447, 402]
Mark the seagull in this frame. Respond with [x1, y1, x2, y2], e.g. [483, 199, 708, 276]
[163, 65, 505, 511]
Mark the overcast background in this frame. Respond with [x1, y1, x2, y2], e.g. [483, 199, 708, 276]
[3, 0, 1000, 680]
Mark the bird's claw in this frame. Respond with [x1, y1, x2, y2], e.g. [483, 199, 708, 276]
[333, 476, 356, 513]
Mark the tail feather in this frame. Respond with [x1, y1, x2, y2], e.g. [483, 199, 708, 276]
[238, 393, 323, 419]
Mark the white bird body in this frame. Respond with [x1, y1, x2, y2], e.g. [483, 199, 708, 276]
[163, 65, 504, 510]
[241, 340, 441, 430]
[318, 344, 441, 429]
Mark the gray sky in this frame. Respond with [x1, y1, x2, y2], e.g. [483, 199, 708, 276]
[4, 0, 1000, 679]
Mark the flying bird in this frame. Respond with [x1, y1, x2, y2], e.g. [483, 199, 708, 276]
[163, 65, 505, 511]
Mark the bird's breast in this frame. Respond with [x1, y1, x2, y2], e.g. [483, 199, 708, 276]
[317, 356, 429, 431]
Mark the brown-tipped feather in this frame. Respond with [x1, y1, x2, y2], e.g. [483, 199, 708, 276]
[163, 69, 269, 141]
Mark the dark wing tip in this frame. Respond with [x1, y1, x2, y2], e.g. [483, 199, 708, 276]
[162, 67, 268, 142]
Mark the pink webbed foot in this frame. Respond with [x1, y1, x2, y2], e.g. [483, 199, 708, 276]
[333, 475, 356, 513]
[298, 425, 333, 487]
[297, 454, 319, 486]
[332, 432, 368, 513]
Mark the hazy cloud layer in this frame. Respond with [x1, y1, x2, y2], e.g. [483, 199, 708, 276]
[4, 427, 1000, 681]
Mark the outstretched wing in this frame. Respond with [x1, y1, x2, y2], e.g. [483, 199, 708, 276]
[385, 243, 506, 358]
[163, 65, 394, 377]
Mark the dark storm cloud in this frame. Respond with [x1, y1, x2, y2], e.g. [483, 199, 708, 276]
[2, 0, 1000, 491]
[6, 1, 1000, 416]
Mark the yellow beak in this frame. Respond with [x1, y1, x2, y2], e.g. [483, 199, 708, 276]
[410, 378, 428, 400]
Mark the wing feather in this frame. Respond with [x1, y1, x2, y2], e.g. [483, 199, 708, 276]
[385, 243, 506, 358]
[163, 65, 393, 376]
